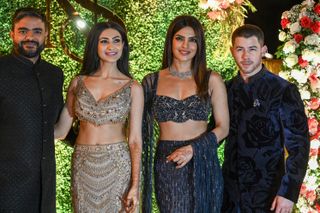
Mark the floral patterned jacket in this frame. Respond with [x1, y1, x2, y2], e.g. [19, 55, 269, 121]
[222, 66, 310, 212]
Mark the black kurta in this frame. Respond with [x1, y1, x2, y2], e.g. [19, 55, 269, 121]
[0, 54, 64, 212]
[222, 66, 309, 212]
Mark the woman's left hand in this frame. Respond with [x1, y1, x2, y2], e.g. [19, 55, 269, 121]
[166, 145, 193, 169]
[125, 187, 139, 213]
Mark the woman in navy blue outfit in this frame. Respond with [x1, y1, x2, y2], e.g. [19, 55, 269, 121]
[142, 15, 229, 213]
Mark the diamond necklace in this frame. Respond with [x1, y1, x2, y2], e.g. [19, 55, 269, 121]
[168, 67, 192, 79]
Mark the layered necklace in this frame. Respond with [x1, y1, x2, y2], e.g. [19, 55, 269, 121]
[168, 66, 192, 80]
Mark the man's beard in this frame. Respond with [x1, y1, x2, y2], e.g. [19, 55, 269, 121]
[15, 40, 45, 58]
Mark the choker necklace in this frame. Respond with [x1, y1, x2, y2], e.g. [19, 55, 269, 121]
[169, 67, 192, 79]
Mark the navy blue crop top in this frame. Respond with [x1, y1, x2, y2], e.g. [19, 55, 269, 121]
[153, 95, 211, 123]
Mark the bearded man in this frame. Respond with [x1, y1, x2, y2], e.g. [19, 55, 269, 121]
[0, 7, 64, 212]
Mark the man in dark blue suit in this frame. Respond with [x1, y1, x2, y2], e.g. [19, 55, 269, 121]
[222, 24, 309, 213]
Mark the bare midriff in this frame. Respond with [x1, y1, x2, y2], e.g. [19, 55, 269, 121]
[158, 120, 207, 141]
[75, 121, 127, 145]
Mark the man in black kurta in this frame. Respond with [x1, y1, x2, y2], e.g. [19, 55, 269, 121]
[222, 25, 309, 212]
[0, 8, 63, 212]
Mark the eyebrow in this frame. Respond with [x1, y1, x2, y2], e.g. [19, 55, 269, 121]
[99, 35, 121, 40]
[17, 27, 43, 31]
[235, 45, 258, 49]
[175, 33, 196, 37]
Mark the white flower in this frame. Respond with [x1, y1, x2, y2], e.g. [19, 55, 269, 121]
[281, 11, 289, 19]
[199, 1, 209, 9]
[284, 54, 298, 68]
[300, 89, 311, 100]
[278, 71, 290, 80]
[304, 34, 320, 46]
[278, 31, 287, 42]
[308, 157, 318, 170]
[199, 0, 220, 9]
[299, 8, 308, 18]
[304, 175, 317, 190]
[312, 52, 320, 65]
[302, 49, 317, 62]
[206, 0, 220, 9]
[291, 69, 308, 84]
[316, 66, 320, 76]
[289, 22, 301, 34]
[302, 0, 315, 7]
[298, 206, 309, 213]
[310, 139, 320, 149]
[283, 40, 297, 54]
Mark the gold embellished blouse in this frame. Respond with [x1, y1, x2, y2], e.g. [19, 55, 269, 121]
[74, 76, 133, 126]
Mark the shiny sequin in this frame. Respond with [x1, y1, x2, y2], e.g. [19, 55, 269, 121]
[71, 142, 131, 213]
[74, 76, 132, 126]
[153, 95, 211, 123]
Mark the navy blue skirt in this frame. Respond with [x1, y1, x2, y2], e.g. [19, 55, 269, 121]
[154, 132, 223, 213]
[155, 140, 194, 213]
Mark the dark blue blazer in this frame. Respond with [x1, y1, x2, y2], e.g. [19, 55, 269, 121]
[222, 66, 309, 212]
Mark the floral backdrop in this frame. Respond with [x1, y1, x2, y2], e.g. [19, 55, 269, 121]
[199, 0, 256, 53]
[276, 0, 320, 212]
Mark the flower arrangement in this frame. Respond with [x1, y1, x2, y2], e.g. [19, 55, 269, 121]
[199, 0, 256, 55]
[276, 0, 320, 212]
[199, 0, 255, 21]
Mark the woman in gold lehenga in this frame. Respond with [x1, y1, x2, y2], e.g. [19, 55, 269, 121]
[54, 21, 143, 213]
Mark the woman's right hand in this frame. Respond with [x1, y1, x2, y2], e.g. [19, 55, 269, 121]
[166, 145, 193, 169]
[124, 187, 139, 213]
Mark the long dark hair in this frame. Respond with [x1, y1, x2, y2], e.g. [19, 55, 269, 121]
[80, 21, 131, 78]
[162, 15, 210, 99]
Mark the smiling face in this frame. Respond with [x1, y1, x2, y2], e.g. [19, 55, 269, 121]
[97, 28, 124, 63]
[172, 26, 198, 64]
[231, 36, 267, 80]
[10, 16, 47, 63]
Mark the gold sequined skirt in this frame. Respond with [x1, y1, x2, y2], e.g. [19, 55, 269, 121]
[71, 142, 131, 213]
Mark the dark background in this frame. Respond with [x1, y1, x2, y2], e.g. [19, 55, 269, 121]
[245, 0, 302, 55]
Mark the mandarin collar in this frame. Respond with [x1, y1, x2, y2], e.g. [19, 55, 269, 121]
[12, 52, 41, 68]
[235, 64, 267, 85]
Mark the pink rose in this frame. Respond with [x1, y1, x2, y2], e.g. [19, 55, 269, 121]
[306, 190, 316, 203]
[207, 11, 223, 21]
[308, 118, 319, 136]
[308, 97, 320, 110]
[219, 1, 230, 9]
[309, 72, 320, 92]
[310, 148, 318, 157]
[300, 183, 307, 195]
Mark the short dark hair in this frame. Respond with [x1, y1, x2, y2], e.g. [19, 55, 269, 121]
[231, 24, 264, 46]
[80, 21, 131, 78]
[12, 7, 48, 31]
[162, 15, 210, 99]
